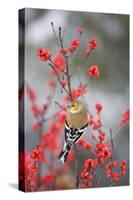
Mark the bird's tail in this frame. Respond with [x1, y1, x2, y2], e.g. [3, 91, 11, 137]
[58, 150, 68, 164]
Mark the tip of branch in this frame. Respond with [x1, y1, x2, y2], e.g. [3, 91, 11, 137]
[59, 26, 61, 32]
[51, 21, 53, 25]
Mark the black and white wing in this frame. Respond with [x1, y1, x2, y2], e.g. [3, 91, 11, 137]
[64, 121, 88, 150]
[58, 121, 88, 164]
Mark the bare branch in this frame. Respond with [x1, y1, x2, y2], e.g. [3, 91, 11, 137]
[48, 63, 70, 96]
[54, 101, 66, 111]
[110, 128, 114, 150]
[49, 58, 67, 75]
[51, 22, 60, 47]
[59, 26, 64, 51]
[65, 57, 73, 101]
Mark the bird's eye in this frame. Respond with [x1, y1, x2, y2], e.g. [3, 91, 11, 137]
[72, 104, 75, 107]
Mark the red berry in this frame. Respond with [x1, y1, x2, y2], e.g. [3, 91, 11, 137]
[37, 48, 52, 62]
[80, 172, 85, 179]
[77, 27, 83, 34]
[95, 103, 103, 112]
[88, 65, 100, 78]
[61, 79, 67, 87]
[89, 38, 97, 50]
[85, 49, 91, 56]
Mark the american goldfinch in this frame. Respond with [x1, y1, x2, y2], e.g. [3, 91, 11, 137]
[58, 100, 88, 164]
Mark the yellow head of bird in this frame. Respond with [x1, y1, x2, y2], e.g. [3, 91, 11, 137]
[67, 100, 88, 128]
[69, 100, 85, 114]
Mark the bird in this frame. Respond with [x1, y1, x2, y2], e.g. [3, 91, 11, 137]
[58, 100, 88, 164]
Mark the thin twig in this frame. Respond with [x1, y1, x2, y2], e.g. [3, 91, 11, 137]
[110, 128, 114, 150]
[112, 126, 122, 139]
[55, 101, 66, 111]
[59, 26, 64, 51]
[83, 79, 92, 89]
[76, 48, 93, 69]
[48, 63, 70, 96]
[49, 58, 67, 75]
[51, 22, 60, 47]
[65, 57, 73, 102]
[74, 144, 80, 188]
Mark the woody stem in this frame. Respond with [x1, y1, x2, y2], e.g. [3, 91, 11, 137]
[74, 144, 80, 188]
[65, 57, 73, 102]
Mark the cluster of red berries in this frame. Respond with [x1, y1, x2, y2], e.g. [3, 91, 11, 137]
[27, 86, 54, 133]
[52, 54, 66, 75]
[41, 173, 55, 185]
[31, 104, 44, 116]
[59, 48, 68, 55]
[92, 119, 102, 130]
[19, 151, 40, 191]
[80, 129, 112, 188]
[85, 38, 97, 56]
[77, 138, 92, 150]
[64, 84, 87, 101]
[37, 27, 99, 83]
[95, 103, 103, 113]
[120, 160, 127, 175]
[88, 64, 100, 78]
[27, 87, 37, 100]
[80, 159, 97, 188]
[95, 131, 112, 164]
[119, 109, 129, 126]
[31, 145, 44, 163]
[69, 39, 80, 51]
[95, 142, 112, 164]
[106, 160, 127, 183]
[89, 38, 97, 50]
[40, 114, 68, 156]
[88, 117, 102, 130]
[37, 48, 52, 62]
[88, 104, 103, 130]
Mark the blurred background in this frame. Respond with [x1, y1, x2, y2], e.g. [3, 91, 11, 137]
[19, 8, 129, 188]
